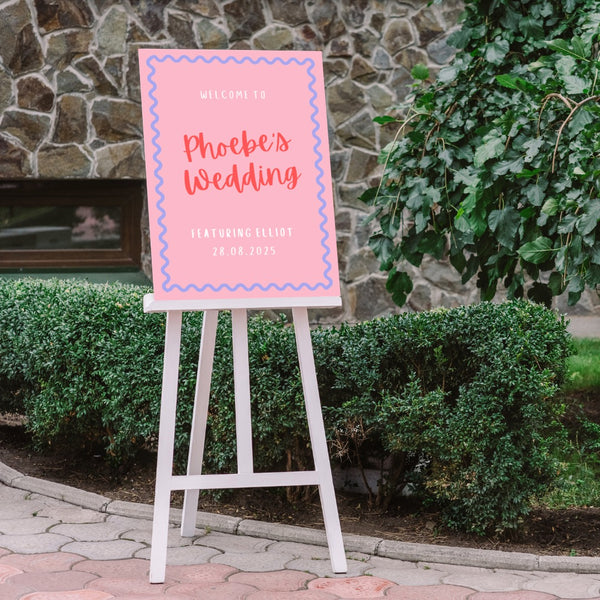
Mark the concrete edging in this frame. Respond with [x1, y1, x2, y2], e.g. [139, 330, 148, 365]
[2, 459, 599, 573]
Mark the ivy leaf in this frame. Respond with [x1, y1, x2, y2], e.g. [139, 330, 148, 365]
[378, 140, 401, 164]
[386, 268, 413, 307]
[563, 75, 588, 94]
[541, 197, 559, 216]
[558, 214, 578, 234]
[373, 116, 398, 125]
[495, 74, 535, 92]
[359, 187, 379, 205]
[568, 107, 594, 135]
[484, 39, 510, 64]
[576, 201, 600, 236]
[417, 231, 445, 260]
[488, 207, 521, 248]
[369, 234, 394, 264]
[438, 65, 458, 83]
[474, 133, 505, 167]
[491, 157, 524, 176]
[591, 243, 600, 265]
[523, 138, 545, 163]
[495, 74, 521, 90]
[519, 16, 545, 40]
[546, 38, 589, 61]
[447, 27, 472, 49]
[518, 237, 554, 264]
[548, 271, 566, 295]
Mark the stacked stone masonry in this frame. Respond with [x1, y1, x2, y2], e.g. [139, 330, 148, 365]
[0, 0, 596, 321]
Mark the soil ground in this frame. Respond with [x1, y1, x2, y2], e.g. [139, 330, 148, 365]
[1, 391, 600, 558]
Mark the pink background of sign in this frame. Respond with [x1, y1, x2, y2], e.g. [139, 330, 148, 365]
[139, 49, 340, 303]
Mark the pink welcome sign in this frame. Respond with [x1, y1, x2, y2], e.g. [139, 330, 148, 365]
[138, 49, 340, 305]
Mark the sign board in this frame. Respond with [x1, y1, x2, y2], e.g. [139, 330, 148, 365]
[138, 49, 340, 306]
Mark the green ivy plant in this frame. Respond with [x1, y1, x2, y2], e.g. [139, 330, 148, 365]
[361, 0, 600, 307]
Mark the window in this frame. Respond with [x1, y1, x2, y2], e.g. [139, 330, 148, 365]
[0, 180, 143, 270]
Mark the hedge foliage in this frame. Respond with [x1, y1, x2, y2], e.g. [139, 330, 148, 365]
[0, 278, 572, 534]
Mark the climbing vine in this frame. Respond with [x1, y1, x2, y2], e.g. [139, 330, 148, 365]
[362, 0, 600, 307]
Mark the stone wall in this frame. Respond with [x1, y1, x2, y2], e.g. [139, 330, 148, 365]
[1, 0, 596, 321]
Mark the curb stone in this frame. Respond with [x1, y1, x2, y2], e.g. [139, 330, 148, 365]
[10, 474, 110, 512]
[1, 459, 600, 574]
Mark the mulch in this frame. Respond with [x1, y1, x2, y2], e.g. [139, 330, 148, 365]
[2, 409, 600, 558]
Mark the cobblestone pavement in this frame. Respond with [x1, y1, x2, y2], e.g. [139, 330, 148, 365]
[1, 474, 600, 600]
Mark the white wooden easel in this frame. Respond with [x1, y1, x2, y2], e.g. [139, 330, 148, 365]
[144, 294, 348, 583]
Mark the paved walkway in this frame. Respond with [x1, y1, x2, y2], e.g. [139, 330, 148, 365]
[1, 463, 600, 600]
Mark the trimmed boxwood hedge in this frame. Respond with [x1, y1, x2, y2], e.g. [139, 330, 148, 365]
[0, 277, 572, 534]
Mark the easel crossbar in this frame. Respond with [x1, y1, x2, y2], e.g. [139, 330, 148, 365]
[171, 470, 321, 490]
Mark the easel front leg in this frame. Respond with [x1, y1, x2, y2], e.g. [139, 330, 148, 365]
[232, 308, 254, 475]
[181, 309, 219, 536]
[149, 310, 183, 584]
[292, 307, 347, 574]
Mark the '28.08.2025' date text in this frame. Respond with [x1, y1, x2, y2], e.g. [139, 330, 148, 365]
[212, 246, 275, 257]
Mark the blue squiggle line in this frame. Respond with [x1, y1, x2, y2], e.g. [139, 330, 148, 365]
[305, 59, 334, 288]
[165, 281, 327, 294]
[145, 53, 335, 295]
[146, 59, 173, 289]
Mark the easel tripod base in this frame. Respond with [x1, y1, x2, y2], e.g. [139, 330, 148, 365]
[144, 297, 348, 583]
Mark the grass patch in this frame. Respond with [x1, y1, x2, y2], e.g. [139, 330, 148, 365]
[564, 338, 600, 391]
[541, 337, 600, 509]
[543, 452, 600, 508]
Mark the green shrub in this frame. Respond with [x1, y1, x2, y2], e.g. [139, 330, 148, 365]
[317, 302, 572, 533]
[0, 277, 572, 534]
[0, 279, 166, 462]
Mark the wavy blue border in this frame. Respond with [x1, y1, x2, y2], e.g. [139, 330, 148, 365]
[145, 53, 335, 296]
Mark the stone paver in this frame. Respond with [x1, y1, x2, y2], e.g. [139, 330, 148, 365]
[86, 575, 173, 596]
[6, 570, 96, 592]
[285, 556, 370, 578]
[36, 506, 105, 525]
[135, 543, 221, 564]
[167, 580, 259, 598]
[308, 575, 394, 597]
[71, 558, 149, 579]
[164, 562, 237, 583]
[229, 569, 317, 590]
[442, 568, 529, 591]
[1, 552, 84, 573]
[20, 592, 113, 600]
[385, 584, 474, 599]
[0, 499, 53, 521]
[0, 517, 59, 535]
[49, 521, 132, 542]
[211, 549, 297, 572]
[60, 539, 145, 560]
[0, 533, 72, 554]
[194, 531, 273, 553]
[371, 563, 449, 586]
[245, 591, 338, 600]
[471, 592, 559, 600]
[265, 540, 332, 559]
[525, 574, 600, 598]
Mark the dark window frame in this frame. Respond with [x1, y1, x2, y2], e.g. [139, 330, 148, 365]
[0, 180, 143, 270]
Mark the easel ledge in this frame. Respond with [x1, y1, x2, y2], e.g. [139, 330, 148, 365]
[143, 293, 342, 313]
